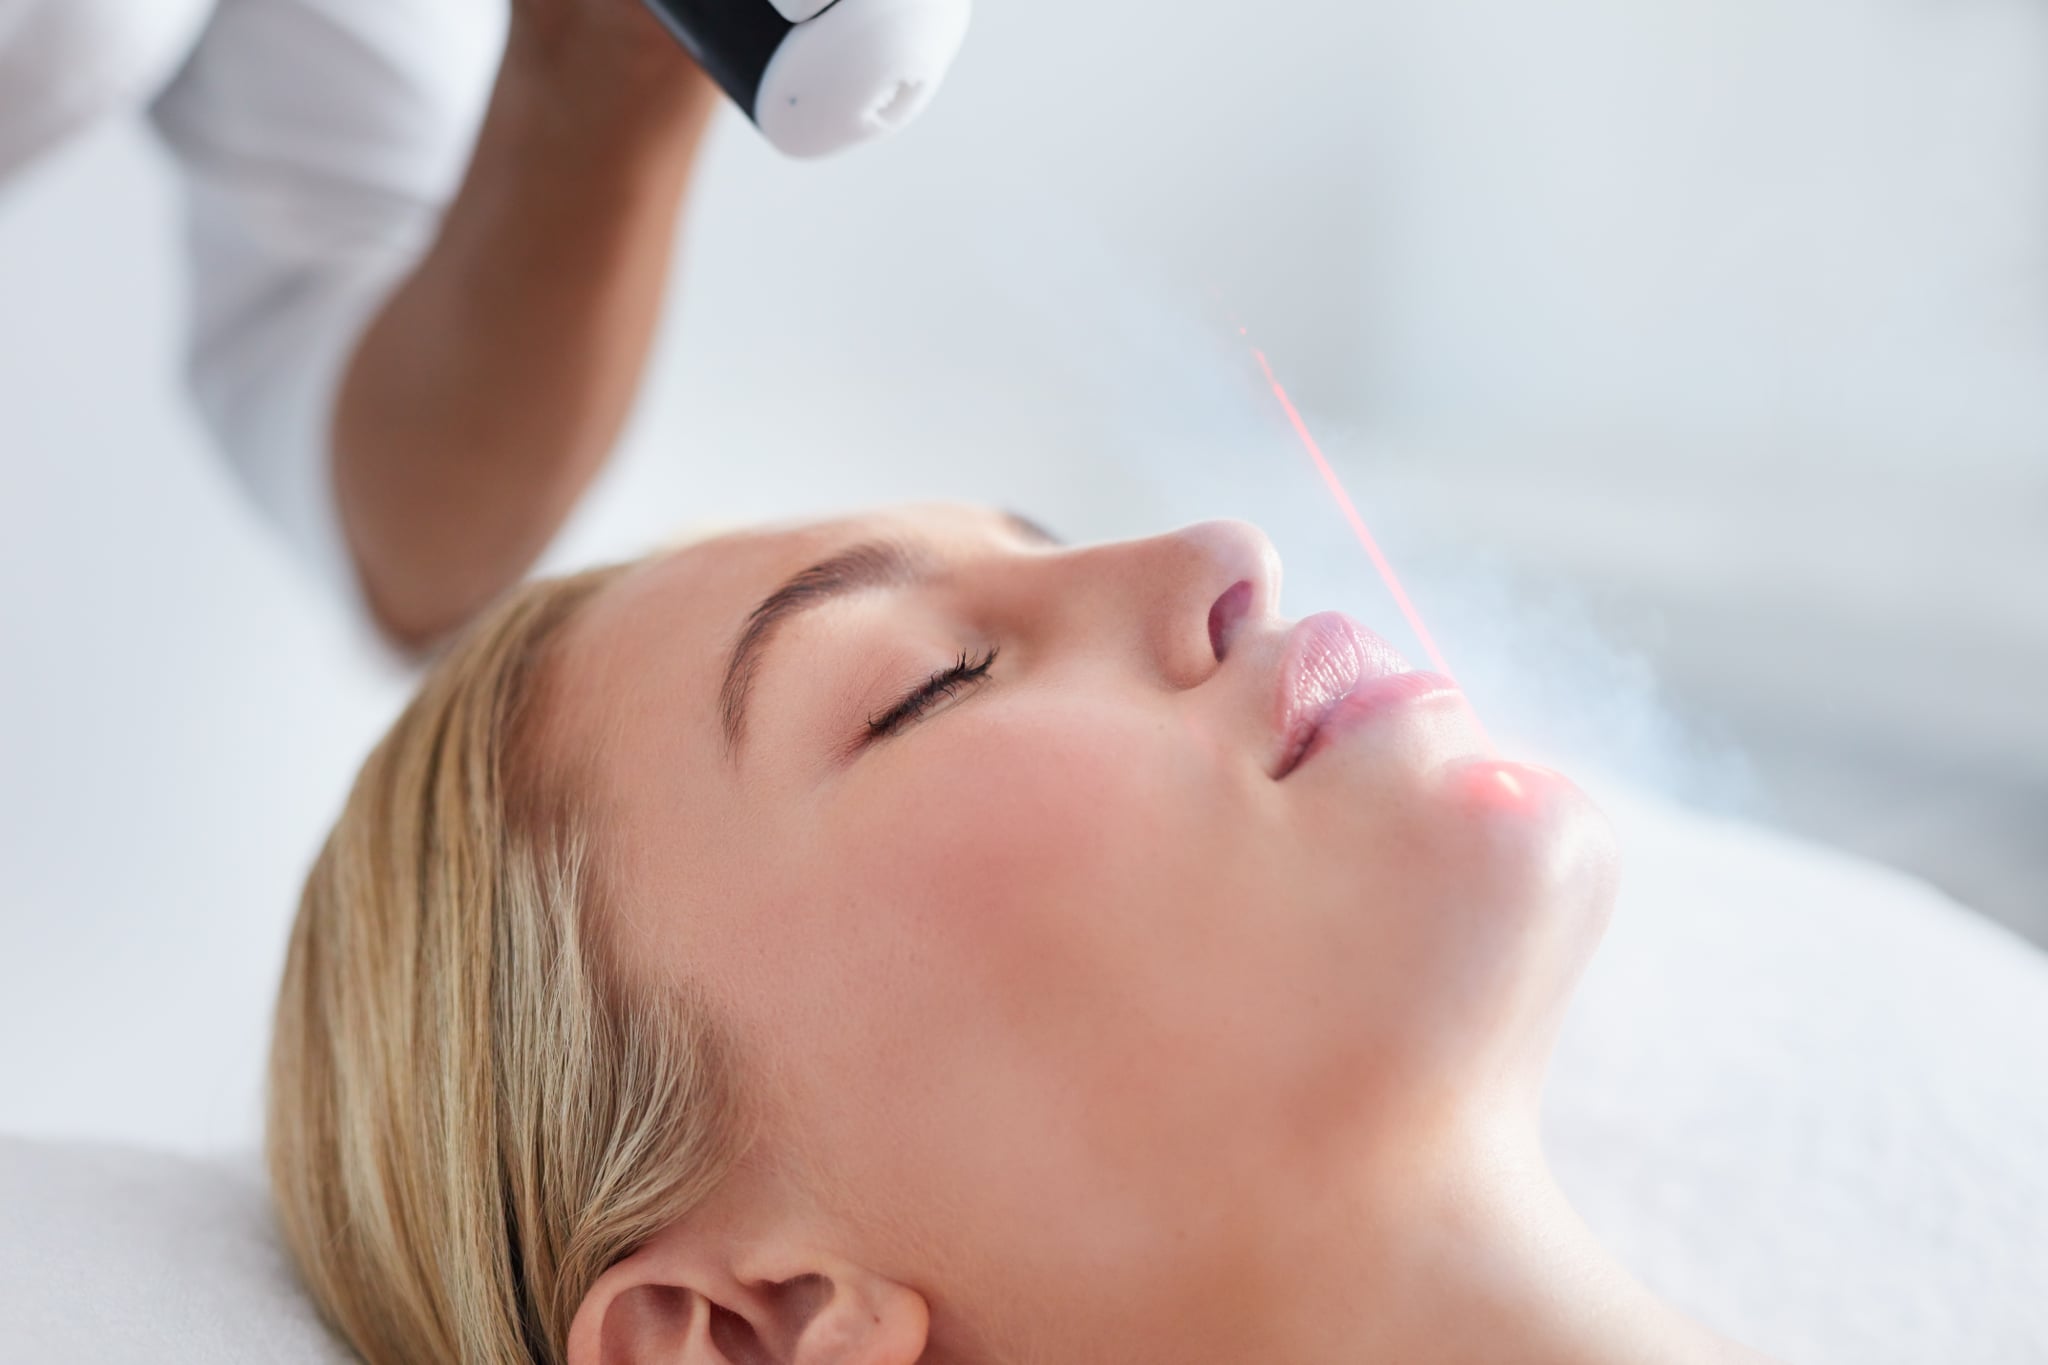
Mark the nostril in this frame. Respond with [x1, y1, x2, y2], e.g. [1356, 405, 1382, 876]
[1208, 579, 1255, 661]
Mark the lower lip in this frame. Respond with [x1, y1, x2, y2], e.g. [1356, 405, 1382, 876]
[1287, 671, 1462, 775]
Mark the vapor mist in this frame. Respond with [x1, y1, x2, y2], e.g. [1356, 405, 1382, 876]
[974, 198, 1755, 813]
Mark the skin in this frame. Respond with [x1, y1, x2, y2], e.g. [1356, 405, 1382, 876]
[335, 0, 719, 648]
[554, 503, 1782, 1365]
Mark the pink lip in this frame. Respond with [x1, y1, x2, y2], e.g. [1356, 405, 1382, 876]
[1272, 613, 1459, 778]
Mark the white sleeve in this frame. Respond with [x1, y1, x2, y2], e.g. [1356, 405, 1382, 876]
[149, 0, 504, 617]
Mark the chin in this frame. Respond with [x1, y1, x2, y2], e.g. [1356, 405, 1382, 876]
[1438, 755, 1623, 972]
[1417, 756, 1619, 995]
[1267, 753, 1619, 1141]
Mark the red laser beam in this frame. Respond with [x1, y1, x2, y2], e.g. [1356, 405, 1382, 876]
[1247, 344, 1494, 750]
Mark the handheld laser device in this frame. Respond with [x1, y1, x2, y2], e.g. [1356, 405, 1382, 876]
[642, 0, 971, 158]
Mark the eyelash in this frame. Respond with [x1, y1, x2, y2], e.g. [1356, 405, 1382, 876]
[866, 647, 1000, 740]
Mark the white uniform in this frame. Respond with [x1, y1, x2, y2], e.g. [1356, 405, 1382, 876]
[0, 0, 503, 607]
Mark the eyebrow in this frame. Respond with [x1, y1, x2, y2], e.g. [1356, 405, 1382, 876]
[719, 511, 1062, 758]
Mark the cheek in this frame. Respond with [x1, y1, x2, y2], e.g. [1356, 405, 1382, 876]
[828, 699, 1219, 1010]
[767, 701, 1281, 1236]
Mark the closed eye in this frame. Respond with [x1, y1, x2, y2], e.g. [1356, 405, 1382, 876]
[865, 648, 999, 742]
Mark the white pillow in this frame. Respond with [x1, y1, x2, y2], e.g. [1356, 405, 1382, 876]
[2, 789, 2043, 1364]
[1549, 785, 2048, 1364]
[0, 1139, 352, 1364]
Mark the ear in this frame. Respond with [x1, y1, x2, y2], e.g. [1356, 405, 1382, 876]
[566, 1236, 929, 1365]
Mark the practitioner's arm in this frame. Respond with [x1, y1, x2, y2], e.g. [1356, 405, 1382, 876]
[335, 7, 717, 648]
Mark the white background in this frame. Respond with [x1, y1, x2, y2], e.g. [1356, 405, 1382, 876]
[2, 0, 2044, 1151]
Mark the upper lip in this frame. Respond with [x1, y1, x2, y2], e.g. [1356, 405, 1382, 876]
[1271, 613, 1411, 778]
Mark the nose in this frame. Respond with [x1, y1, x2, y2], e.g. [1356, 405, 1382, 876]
[1137, 519, 1283, 688]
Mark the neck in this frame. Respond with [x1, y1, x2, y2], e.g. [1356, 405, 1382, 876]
[1227, 1124, 1777, 1365]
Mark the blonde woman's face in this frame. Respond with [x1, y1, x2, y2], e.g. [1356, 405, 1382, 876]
[551, 503, 1617, 1350]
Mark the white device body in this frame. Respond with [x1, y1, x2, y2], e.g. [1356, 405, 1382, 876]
[643, 0, 971, 158]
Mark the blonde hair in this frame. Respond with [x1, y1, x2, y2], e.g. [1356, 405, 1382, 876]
[268, 565, 747, 1365]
